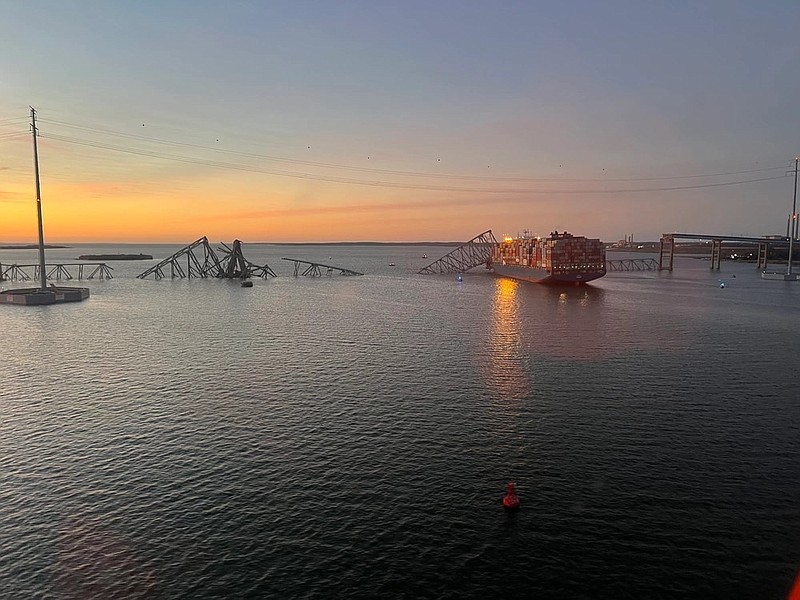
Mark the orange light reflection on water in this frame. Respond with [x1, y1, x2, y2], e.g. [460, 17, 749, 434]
[484, 277, 530, 402]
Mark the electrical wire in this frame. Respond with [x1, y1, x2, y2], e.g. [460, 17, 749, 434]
[41, 132, 787, 194]
[38, 117, 788, 183]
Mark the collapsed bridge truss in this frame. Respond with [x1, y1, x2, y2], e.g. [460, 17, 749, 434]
[136, 237, 276, 280]
[418, 230, 497, 274]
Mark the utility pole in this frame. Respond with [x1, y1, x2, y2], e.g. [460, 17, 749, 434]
[31, 107, 47, 291]
[794, 158, 799, 241]
[788, 158, 798, 275]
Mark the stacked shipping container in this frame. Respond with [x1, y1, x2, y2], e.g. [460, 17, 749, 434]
[490, 231, 606, 284]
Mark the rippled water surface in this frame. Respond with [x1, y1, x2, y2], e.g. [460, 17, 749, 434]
[1, 244, 799, 599]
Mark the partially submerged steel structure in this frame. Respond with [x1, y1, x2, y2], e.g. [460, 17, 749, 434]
[418, 230, 497, 274]
[281, 258, 363, 277]
[1, 262, 113, 281]
[136, 237, 276, 280]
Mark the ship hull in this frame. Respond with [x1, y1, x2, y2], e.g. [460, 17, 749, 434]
[492, 263, 605, 284]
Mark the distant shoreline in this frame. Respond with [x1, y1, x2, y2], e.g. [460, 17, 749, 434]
[0, 244, 69, 249]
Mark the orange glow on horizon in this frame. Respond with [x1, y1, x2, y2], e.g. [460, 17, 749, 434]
[2, 138, 615, 244]
[1, 171, 534, 243]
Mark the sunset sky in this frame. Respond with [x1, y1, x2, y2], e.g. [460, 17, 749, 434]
[1, 1, 799, 243]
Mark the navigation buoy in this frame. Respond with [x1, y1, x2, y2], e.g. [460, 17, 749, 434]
[502, 482, 520, 509]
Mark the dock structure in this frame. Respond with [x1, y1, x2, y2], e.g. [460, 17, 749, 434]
[1, 262, 113, 281]
[606, 258, 659, 272]
[281, 258, 363, 277]
[659, 233, 788, 271]
[137, 237, 276, 280]
[418, 230, 497, 274]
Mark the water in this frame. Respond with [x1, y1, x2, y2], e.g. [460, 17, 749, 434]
[1, 244, 799, 599]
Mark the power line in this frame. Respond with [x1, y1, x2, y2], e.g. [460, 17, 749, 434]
[41, 132, 786, 194]
[0, 116, 28, 125]
[38, 117, 788, 183]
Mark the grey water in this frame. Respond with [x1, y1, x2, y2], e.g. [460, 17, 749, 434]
[1, 244, 799, 599]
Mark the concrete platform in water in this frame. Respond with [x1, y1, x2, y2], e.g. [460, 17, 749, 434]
[1, 286, 90, 305]
[761, 271, 800, 281]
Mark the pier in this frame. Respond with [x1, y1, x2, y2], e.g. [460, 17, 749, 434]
[281, 258, 363, 277]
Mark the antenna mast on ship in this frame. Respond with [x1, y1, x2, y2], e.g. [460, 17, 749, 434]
[30, 106, 47, 291]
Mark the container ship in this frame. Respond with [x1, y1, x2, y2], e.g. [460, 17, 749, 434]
[490, 230, 606, 284]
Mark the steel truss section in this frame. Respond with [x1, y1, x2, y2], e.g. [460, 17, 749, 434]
[281, 258, 362, 276]
[219, 241, 277, 279]
[137, 237, 276, 280]
[0, 262, 113, 281]
[606, 258, 659, 272]
[418, 230, 497, 274]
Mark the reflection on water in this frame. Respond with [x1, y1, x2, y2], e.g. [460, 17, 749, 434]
[484, 278, 529, 401]
[1, 247, 799, 599]
[547, 283, 606, 309]
[531, 283, 609, 361]
[482, 281, 613, 399]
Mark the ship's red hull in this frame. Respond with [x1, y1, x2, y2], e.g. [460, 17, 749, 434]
[491, 263, 606, 284]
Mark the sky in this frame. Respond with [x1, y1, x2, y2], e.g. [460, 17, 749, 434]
[1, 1, 799, 243]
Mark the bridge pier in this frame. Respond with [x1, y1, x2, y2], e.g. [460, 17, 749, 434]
[757, 243, 769, 270]
[659, 235, 674, 271]
[661, 233, 789, 272]
[710, 239, 722, 270]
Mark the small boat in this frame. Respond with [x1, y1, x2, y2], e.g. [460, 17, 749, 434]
[422, 254, 428, 259]
[388, 262, 396, 267]
[241, 280, 253, 287]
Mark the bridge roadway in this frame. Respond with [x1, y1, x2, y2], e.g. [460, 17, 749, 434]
[659, 232, 791, 271]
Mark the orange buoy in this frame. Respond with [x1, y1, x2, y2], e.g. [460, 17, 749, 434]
[502, 481, 520, 509]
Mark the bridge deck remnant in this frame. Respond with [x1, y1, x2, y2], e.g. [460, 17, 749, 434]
[281, 258, 362, 277]
[1, 262, 113, 281]
[418, 230, 497, 274]
[659, 233, 790, 271]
